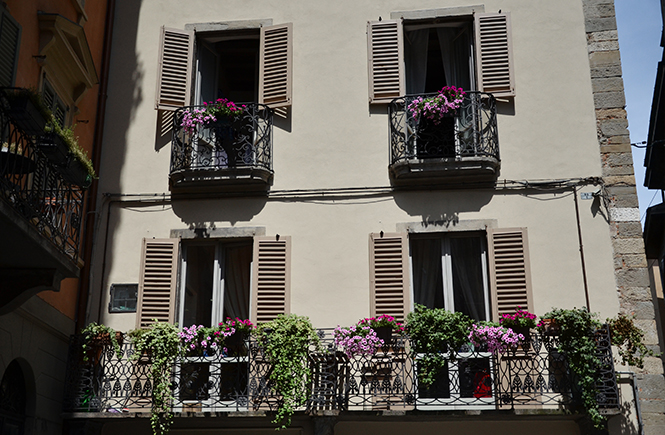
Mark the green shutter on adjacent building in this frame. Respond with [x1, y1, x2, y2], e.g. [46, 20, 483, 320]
[0, 8, 20, 87]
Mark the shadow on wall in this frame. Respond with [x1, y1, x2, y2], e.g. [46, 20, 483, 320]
[171, 197, 267, 226]
[393, 189, 493, 224]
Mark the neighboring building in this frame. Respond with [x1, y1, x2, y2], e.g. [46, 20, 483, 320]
[64, 0, 663, 435]
[0, 0, 110, 434]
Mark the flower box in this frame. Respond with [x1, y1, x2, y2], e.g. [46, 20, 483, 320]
[37, 133, 70, 166]
[2, 89, 49, 136]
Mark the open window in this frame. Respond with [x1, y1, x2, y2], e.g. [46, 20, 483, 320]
[368, 12, 514, 103]
[155, 23, 292, 111]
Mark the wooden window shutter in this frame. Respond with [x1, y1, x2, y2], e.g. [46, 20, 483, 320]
[136, 238, 180, 328]
[155, 26, 194, 111]
[474, 12, 515, 98]
[259, 23, 292, 108]
[367, 20, 405, 104]
[0, 8, 21, 88]
[487, 228, 533, 321]
[251, 236, 291, 324]
[369, 232, 410, 323]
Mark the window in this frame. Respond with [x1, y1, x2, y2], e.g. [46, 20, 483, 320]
[368, 11, 514, 103]
[410, 233, 489, 321]
[155, 23, 292, 111]
[42, 79, 68, 127]
[0, 6, 21, 88]
[179, 241, 253, 327]
[136, 236, 291, 329]
[369, 227, 532, 323]
[108, 283, 138, 313]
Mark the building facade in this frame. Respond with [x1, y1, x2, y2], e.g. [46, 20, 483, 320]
[0, 0, 110, 434]
[65, 0, 664, 434]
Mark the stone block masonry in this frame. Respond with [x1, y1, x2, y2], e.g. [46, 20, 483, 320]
[582, 0, 665, 432]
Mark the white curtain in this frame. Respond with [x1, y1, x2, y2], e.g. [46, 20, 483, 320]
[404, 29, 430, 95]
[223, 244, 252, 320]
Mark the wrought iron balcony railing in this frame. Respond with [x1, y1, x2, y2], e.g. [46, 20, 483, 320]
[388, 92, 500, 184]
[170, 103, 273, 190]
[0, 100, 83, 263]
[62, 329, 618, 415]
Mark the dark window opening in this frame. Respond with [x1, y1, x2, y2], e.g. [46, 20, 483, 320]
[109, 284, 138, 313]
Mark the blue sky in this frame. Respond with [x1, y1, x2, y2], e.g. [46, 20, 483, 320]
[615, 0, 662, 223]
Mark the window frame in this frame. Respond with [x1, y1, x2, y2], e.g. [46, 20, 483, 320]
[408, 231, 491, 321]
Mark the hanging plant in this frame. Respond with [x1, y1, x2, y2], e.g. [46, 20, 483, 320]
[607, 313, 656, 369]
[541, 308, 604, 429]
[80, 322, 123, 363]
[130, 321, 182, 435]
[256, 314, 320, 429]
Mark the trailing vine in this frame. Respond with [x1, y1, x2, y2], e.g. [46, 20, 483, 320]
[256, 314, 320, 428]
[81, 322, 123, 362]
[541, 308, 604, 429]
[608, 313, 656, 369]
[130, 321, 182, 435]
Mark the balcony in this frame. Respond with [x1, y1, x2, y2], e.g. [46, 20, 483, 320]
[0, 94, 84, 313]
[62, 329, 618, 419]
[388, 92, 500, 187]
[170, 103, 273, 194]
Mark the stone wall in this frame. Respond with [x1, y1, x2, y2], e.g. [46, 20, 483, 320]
[582, 0, 665, 433]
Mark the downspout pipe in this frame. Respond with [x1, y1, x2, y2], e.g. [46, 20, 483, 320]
[615, 371, 644, 435]
[75, 0, 116, 330]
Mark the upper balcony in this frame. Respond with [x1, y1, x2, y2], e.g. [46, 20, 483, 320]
[169, 103, 273, 194]
[0, 89, 85, 313]
[388, 92, 500, 187]
[62, 329, 618, 421]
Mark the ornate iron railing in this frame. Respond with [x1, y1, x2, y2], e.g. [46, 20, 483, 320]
[170, 103, 272, 175]
[0, 99, 83, 263]
[62, 329, 618, 414]
[388, 92, 499, 165]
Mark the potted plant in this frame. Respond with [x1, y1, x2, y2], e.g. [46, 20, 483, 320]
[178, 324, 222, 357]
[1, 87, 52, 136]
[405, 304, 474, 387]
[215, 317, 254, 350]
[180, 98, 246, 135]
[131, 321, 182, 435]
[468, 322, 524, 354]
[333, 323, 384, 358]
[499, 307, 538, 351]
[40, 120, 95, 188]
[356, 314, 404, 346]
[256, 314, 320, 429]
[81, 322, 123, 364]
[407, 86, 466, 125]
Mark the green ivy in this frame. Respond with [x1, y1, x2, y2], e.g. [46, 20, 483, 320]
[406, 304, 474, 387]
[131, 321, 182, 435]
[542, 308, 604, 429]
[257, 314, 320, 429]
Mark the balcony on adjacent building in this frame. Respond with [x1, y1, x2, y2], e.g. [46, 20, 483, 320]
[388, 92, 500, 187]
[169, 103, 273, 194]
[0, 92, 84, 313]
[62, 329, 618, 420]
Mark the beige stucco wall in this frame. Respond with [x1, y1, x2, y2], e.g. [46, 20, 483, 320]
[93, 0, 619, 332]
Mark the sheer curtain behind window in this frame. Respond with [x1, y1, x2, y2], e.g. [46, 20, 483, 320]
[222, 244, 252, 320]
[411, 238, 444, 309]
[450, 237, 486, 321]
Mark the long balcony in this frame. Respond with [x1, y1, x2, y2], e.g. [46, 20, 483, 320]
[170, 103, 273, 194]
[62, 329, 618, 419]
[388, 92, 500, 187]
[0, 92, 84, 313]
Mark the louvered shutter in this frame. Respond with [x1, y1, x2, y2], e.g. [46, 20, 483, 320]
[369, 232, 410, 323]
[475, 12, 515, 97]
[259, 23, 292, 108]
[155, 27, 194, 111]
[0, 9, 20, 88]
[136, 238, 179, 328]
[251, 236, 291, 324]
[487, 228, 533, 321]
[367, 20, 405, 104]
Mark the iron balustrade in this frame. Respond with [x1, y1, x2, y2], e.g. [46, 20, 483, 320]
[62, 328, 618, 415]
[170, 103, 272, 175]
[0, 103, 83, 263]
[388, 92, 499, 165]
